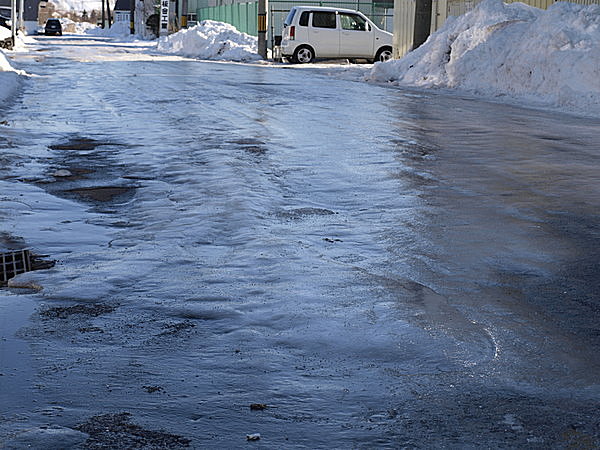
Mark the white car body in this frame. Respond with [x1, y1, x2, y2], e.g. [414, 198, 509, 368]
[280, 6, 393, 63]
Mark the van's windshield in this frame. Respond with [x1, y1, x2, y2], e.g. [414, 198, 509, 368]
[284, 8, 296, 26]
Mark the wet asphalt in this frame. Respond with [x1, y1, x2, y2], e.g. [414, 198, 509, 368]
[0, 35, 599, 448]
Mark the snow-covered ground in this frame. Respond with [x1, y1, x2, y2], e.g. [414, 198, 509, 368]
[157, 20, 262, 62]
[370, 0, 600, 117]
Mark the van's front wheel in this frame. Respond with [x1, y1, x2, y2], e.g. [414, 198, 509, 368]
[293, 46, 315, 64]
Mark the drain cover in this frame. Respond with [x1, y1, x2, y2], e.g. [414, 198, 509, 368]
[1, 250, 32, 285]
[0, 250, 55, 286]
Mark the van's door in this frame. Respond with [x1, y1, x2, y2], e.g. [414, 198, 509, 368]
[339, 12, 373, 58]
[308, 11, 339, 57]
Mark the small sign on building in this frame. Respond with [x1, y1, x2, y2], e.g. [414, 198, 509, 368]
[159, 0, 169, 35]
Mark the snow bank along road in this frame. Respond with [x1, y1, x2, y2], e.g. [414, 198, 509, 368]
[1, 35, 600, 448]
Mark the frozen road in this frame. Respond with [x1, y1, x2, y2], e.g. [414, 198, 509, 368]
[1, 35, 600, 448]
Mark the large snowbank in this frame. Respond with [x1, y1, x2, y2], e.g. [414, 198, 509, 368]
[157, 20, 261, 62]
[370, 0, 600, 116]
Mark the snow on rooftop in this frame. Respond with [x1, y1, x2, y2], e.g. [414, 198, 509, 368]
[369, 0, 600, 117]
[156, 20, 262, 62]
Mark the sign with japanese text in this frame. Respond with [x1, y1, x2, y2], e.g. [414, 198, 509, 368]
[160, 0, 169, 35]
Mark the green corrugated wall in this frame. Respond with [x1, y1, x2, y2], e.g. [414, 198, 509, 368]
[197, 2, 258, 35]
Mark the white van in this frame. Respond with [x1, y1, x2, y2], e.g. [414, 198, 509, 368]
[281, 6, 393, 63]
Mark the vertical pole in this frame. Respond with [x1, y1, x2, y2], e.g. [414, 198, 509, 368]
[130, 0, 135, 33]
[174, 0, 179, 30]
[413, 0, 432, 50]
[181, 0, 187, 28]
[101, 0, 106, 28]
[107, 0, 112, 27]
[18, 0, 24, 32]
[257, 0, 267, 58]
[10, 0, 16, 44]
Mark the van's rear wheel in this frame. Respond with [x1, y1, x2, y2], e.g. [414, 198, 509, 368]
[374, 46, 393, 63]
[293, 46, 315, 64]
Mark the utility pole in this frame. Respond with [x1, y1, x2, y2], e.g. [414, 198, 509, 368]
[181, 0, 187, 28]
[10, 0, 16, 44]
[130, 0, 135, 34]
[18, 0, 23, 32]
[412, 0, 432, 50]
[257, 0, 267, 58]
[106, 0, 112, 27]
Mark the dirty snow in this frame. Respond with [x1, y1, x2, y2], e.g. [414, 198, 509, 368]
[156, 20, 262, 62]
[369, 0, 600, 116]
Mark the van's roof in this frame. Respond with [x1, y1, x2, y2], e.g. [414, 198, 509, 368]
[291, 5, 365, 14]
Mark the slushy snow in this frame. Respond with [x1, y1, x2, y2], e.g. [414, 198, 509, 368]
[370, 0, 600, 116]
[157, 20, 262, 62]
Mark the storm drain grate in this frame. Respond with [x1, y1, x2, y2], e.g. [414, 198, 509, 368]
[1, 250, 32, 286]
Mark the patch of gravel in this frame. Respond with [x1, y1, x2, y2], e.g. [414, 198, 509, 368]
[75, 412, 191, 449]
[40, 303, 116, 320]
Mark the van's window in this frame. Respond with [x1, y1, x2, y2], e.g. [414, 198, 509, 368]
[340, 13, 367, 31]
[299, 11, 309, 26]
[284, 8, 296, 26]
[312, 12, 336, 29]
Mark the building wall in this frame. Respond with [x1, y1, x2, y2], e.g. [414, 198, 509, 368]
[0, 0, 41, 21]
[393, 0, 600, 58]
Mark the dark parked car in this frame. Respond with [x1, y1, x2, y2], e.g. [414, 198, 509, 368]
[44, 18, 62, 36]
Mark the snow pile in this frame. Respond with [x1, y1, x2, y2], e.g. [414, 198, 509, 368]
[0, 50, 20, 103]
[59, 18, 97, 34]
[157, 20, 261, 62]
[74, 22, 98, 34]
[0, 26, 10, 41]
[0, 27, 32, 50]
[0, 50, 13, 71]
[370, 0, 600, 116]
[86, 21, 132, 38]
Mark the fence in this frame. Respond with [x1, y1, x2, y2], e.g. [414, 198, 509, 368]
[197, 2, 258, 35]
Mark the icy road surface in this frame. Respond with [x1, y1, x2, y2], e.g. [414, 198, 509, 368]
[1, 35, 600, 448]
